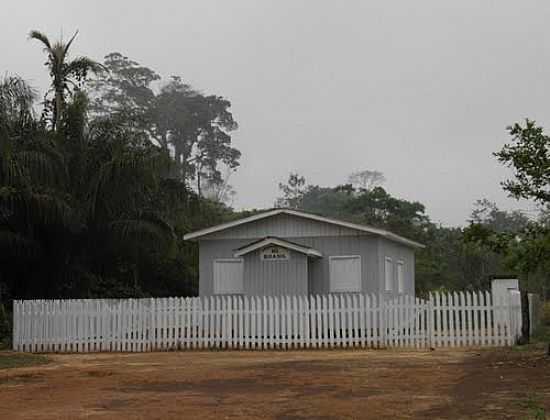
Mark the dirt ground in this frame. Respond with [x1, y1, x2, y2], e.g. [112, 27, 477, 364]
[0, 347, 549, 420]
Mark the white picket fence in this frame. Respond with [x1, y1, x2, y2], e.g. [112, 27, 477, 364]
[12, 291, 521, 353]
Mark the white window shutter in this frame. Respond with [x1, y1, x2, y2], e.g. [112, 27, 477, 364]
[397, 261, 404, 294]
[384, 257, 393, 291]
[329, 256, 361, 293]
[213, 259, 244, 294]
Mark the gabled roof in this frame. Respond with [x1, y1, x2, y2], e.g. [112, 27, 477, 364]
[234, 237, 323, 258]
[183, 208, 425, 249]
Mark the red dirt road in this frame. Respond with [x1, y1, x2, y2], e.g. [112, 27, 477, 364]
[1, 348, 549, 419]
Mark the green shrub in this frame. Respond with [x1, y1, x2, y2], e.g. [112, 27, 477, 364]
[0, 303, 12, 349]
[0, 353, 48, 369]
[542, 301, 550, 326]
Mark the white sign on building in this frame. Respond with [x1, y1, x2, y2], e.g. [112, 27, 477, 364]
[260, 246, 290, 261]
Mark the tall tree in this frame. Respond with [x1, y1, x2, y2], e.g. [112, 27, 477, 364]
[275, 173, 307, 208]
[90, 55, 241, 192]
[200, 166, 237, 206]
[465, 119, 550, 342]
[29, 30, 103, 132]
[155, 77, 240, 192]
[0, 35, 243, 307]
[348, 170, 386, 191]
[89, 52, 160, 130]
[470, 199, 529, 233]
[495, 119, 550, 203]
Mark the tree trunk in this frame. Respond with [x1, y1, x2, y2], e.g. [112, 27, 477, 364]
[197, 165, 202, 199]
[53, 85, 63, 132]
[160, 131, 168, 151]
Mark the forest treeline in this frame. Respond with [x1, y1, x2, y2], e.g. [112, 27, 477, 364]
[275, 172, 548, 298]
[1, 30, 549, 324]
[0, 32, 239, 306]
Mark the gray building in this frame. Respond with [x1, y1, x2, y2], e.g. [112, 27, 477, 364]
[183, 209, 424, 298]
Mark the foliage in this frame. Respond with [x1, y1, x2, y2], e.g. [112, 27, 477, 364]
[90, 56, 240, 195]
[0, 353, 49, 369]
[465, 118, 550, 343]
[470, 199, 529, 233]
[0, 302, 11, 348]
[200, 166, 237, 206]
[0, 81, 177, 298]
[495, 119, 550, 203]
[347, 169, 385, 191]
[464, 119, 550, 300]
[518, 393, 547, 420]
[29, 30, 104, 132]
[275, 172, 307, 208]
[541, 301, 550, 326]
[89, 52, 160, 128]
[276, 173, 526, 293]
[0, 32, 241, 317]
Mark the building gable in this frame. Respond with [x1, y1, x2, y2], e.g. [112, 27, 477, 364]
[202, 213, 361, 240]
[184, 209, 424, 249]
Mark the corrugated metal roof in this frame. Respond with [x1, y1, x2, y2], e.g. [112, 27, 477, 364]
[183, 208, 425, 249]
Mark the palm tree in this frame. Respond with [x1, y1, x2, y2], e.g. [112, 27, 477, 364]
[29, 30, 104, 132]
[0, 75, 36, 140]
[1, 75, 177, 298]
[0, 76, 72, 297]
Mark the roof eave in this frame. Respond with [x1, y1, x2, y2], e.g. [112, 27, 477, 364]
[183, 208, 425, 249]
[183, 209, 282, 241]
[383, 233, 425, 249]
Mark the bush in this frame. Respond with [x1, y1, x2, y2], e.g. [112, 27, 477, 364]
[542, 301, 550, 326]
[0, 302, 12, 349]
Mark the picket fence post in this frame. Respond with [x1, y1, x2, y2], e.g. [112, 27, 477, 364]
[378, 293, 385, 347]
[428, 293, 435, 348]
[12, 300, 18, 352]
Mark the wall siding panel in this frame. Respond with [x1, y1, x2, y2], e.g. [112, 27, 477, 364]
[199, 236, 381, 297]
[244, 250, 308, 296]
[377, 238, 415, 299]
[203, 214, 362, 240]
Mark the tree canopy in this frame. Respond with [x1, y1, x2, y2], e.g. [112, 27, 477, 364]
[0, 33, 239, 303]
[275, 172, 534, 295]
[90, 54, 240, 194]
[29, 30, 104, 132]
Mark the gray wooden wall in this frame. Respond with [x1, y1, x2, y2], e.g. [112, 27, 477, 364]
[196, 213, 416, 297]
[198, 235, 415, 297]
[244, 249, 308, 296]
[377, 238, 416, 298]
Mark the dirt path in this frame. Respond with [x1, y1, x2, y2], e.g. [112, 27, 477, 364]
[0, 348, 549, 419]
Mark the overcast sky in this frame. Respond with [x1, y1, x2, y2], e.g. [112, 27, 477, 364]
[4, 1, 549, 226]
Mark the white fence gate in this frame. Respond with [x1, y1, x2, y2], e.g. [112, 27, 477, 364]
[12, 291, 522, 353]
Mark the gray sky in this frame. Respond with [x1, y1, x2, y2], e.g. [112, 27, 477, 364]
[4, 1, 549, 226]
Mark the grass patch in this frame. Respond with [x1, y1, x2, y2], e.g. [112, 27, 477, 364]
[519, 393, 547, 420]
[529, 303, 550, 352]
[531, 324, 550, 344]
[0, 353, 49, 370]
[542, 301, 550, 326]
[512, 327, 550, 352]
[513, 301, 550, 352]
